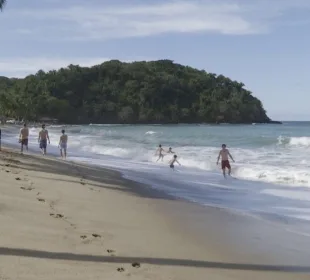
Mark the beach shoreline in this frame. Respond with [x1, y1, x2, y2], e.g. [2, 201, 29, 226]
[0, 146, 309, 279]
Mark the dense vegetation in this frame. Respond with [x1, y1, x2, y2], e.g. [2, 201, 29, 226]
[0, 59, 272, 124]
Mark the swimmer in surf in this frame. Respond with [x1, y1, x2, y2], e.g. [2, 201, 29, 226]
[58, 129, 68, 159]
[217, 144, 235, 178]
[169, 155, 181, 170]
[155, 144, 165, 162]
[167, 147, 175, 154]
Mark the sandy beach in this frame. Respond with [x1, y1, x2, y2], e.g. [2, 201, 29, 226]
[0, 147, 309, 280]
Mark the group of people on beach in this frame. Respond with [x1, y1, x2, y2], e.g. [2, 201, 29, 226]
[155, 145, 181, 171]
[18, 123, 68, 159]
[155, 143, 235, 177]
[19, 123, 233, 177]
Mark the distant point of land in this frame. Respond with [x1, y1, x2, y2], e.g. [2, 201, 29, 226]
[0, 59, 279, 124]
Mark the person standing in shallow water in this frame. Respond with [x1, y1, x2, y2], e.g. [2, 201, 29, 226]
[155, 144, 165, 162]
[58, 129, 68, 159]
[19, 123, 29, 154]
[38, 124, 50, 155]
[217, 144, 235, 178]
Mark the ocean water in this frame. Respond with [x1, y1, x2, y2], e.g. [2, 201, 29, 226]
[3, 122, 310, 236]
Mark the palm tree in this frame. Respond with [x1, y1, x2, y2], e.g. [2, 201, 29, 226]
[0, 0, 6, 10]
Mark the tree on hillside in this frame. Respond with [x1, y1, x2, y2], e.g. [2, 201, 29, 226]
[0, 0, 6, 10]
[0, 60, 271, 124]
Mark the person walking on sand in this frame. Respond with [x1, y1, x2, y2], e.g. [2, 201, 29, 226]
[58, 129, 68, 159]
[19, 123, 29, 154]
[155, 144, 165, 162]
[217, 144, 235, 178]
[38, 124, 50, 155]
[169, 154, 181, 171]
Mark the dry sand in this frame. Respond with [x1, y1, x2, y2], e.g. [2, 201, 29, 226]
[0, 147, 309, 279]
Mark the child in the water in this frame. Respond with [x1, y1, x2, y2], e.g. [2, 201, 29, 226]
[167, 147, 175, 154]
[155, 144, 165, 162]
[169, 155, 181, 170]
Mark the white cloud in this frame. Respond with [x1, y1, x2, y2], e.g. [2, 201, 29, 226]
[1, 0, 309, 41]
[3, 0, 309, 41]
[0, 57, 154, 78]
[51, 1, 262, 37]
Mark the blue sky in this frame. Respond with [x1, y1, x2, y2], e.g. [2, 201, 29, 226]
[0, 0, 309, 120]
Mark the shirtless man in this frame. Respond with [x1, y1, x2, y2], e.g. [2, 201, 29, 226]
[38, 124, 50, 155]
[58, 129, 68, 159]
[217, 144, 235, 178]
[167, 147, 175, 154]
[169, 154, 181, 171]
[155, 144, 165, 162]
[19, 123, 29, 154]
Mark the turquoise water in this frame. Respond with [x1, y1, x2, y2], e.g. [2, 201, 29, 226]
[3, 122, 310, 235]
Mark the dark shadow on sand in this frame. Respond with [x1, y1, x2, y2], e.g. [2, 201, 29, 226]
[0, 247, 309, 273]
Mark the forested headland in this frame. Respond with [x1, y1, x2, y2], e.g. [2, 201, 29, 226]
[0, 59, 275, 124]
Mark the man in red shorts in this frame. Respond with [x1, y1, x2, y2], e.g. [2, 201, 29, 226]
[216, 144, 235, 178]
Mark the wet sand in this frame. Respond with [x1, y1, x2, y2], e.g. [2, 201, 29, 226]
[0, 147, 309, 280]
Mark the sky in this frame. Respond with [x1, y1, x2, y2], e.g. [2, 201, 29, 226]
[0, 0, 309, 121]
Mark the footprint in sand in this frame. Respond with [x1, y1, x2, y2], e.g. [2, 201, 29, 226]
[50, 213, 64, 218]
[117, 267, 125, 272]
[37, 198, 45, 202]
[89, 187, 100, 192]
[20, 187, 34, 191]
[15, 177, 28, 181]
[132, 262, 141, 268]
[107, 249, 116, 256]
[80, 234, 101, 243]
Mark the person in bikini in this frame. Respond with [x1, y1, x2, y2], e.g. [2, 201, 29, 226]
[169, 154, 181, 170]
[217, 144, 235, 178]
[155, 144, 166, 162]
[58, 129, 68, 159]
[38, 124, 50, 155]
[19, 123, 29, 154]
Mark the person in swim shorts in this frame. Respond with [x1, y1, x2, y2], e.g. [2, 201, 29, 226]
[155, 144, 166, 162]
[19, 123, 29, 154]
[38, 124, 50, 155]
[58, 129, 68, 159]
[169, 154, 181, 170]
[217, 144, 235, 178]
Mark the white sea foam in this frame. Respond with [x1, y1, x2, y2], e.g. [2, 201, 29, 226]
[289, 136, 310, 147]
[20, 129, 310, 189]
[3, 124, 310, 232]
[145, 131, 157, 135]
